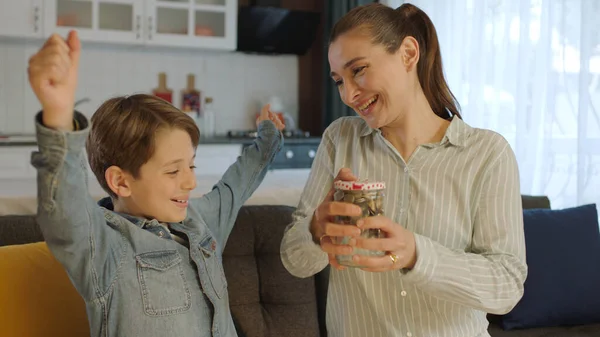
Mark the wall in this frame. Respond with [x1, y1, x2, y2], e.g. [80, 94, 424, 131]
[239, 0, 326, 136]
[0, 38, 298, 135]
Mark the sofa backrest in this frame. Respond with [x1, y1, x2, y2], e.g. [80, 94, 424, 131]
[0, 215, 43, 247]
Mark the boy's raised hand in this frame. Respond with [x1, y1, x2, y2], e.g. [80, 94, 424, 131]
[28, 30, 81, 131]
[256, 104, 285, 131]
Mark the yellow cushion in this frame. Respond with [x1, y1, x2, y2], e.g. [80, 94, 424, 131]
[0, 242, 89, 337]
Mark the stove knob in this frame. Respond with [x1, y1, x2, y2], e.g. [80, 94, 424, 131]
[286, 150, 294, 159]
[308, 150, 316, 158]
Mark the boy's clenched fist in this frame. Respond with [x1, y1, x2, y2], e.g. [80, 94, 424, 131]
[28, 30, 81, 131]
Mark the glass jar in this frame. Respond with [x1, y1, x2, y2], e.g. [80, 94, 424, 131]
[333, 180, 386, 267]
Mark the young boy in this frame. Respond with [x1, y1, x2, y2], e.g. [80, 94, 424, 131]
[28, 31, 284, 336]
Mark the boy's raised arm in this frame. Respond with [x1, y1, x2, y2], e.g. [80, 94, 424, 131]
[29, 31, 122, 301]
[192, 104, 284, 247]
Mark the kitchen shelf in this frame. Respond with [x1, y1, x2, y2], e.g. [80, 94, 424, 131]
[31, 0, 237, 50]
[195, 5, 226, 12]
[155, 1, 190, 10]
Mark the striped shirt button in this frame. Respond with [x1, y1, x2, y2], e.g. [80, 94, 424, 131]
[401, 290, 407, 297]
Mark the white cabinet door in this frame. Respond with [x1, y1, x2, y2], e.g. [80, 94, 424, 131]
[194, 144, 241, 176]
[145, 0, 237, 50]
[0, 0, 43, 38]
[0, 144, 241, 183]
[0, 147, 37, 179]
[44, 0, 145, 44]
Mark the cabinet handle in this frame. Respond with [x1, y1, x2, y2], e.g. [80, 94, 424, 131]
[33, 6, 40, 32]
[308, 150, 316, 158]
[285, 150, 294, 159]
[148, 17, 153, 40]
[136, 15, 141, 39]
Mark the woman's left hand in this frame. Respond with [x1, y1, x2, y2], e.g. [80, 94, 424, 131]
[350, 216, 417, 272]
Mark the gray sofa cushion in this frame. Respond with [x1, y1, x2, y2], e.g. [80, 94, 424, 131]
[222, 205, 320, 337]
[0, 215, 43, 247]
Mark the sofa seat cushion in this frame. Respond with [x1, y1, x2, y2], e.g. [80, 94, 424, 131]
[0, 242, 89, 337]
[223, 205, 320, 337]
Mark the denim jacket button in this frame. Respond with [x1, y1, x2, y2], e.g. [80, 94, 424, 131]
[158, 231, 164, 237]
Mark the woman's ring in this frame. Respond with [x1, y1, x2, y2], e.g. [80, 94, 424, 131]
[389, 253, 399, 265]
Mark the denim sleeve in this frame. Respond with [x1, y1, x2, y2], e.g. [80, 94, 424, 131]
[31, 111, 123, 301]
[192, 120, 282, 248]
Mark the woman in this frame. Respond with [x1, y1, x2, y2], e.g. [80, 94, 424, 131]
[280, 3, 527, 337]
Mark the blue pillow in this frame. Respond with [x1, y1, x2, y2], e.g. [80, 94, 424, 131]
[501, 204, 600, 330]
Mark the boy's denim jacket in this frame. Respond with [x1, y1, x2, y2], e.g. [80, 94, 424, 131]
[31, 112, 282, 337]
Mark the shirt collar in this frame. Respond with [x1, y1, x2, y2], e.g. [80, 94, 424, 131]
[359, 115, 471, 148]
[98, 196, 160, 228]
[439, 116, 471, 147]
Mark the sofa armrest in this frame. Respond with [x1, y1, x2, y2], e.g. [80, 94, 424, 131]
[521, 196, 551, 210]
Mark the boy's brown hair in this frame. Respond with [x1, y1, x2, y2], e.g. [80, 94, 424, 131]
[86, 94, 200, 198]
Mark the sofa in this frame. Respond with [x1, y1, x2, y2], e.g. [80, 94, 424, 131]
[1, 196, 599, 337]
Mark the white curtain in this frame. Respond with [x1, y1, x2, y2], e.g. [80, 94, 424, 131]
[382, 0, 600, 211]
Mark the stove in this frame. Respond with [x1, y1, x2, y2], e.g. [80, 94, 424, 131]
[227, 129, 311, 139]
[231, 128, 320, 170]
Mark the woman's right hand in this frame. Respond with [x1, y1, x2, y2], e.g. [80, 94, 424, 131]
[310, 168, 363, 270]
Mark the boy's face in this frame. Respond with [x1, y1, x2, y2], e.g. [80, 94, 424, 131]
[123, 128, 197, 223]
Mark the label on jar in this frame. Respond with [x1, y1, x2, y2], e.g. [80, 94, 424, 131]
[334, 181, 385, 191]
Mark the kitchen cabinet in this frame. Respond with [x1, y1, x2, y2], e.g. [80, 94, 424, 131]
[0, 146, 38, 179]
[44, 0, 144, 44]
[146, 0, 237, 50]
[42, 0, 237, 50]
[193, 143, 241, 175]
[0, 144, 242, 180]
[0, 0, 43, 38]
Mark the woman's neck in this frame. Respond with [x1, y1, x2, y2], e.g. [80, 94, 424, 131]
[380, 90, 450, 161]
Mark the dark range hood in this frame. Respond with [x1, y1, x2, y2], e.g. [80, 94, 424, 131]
[236, 5, 321, 55]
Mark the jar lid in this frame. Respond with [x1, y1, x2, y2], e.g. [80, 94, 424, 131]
[334, 181, 385, 190]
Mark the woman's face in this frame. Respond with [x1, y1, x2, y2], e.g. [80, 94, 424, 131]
[328, 29, 414, 129]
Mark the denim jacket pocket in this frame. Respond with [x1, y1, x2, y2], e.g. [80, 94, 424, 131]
[199, 235, 228, 299]
[136, 250, 192, 316]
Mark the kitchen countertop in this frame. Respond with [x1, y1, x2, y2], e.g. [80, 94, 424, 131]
[0, 135, 322, 147]
[201, 136, 322, 145]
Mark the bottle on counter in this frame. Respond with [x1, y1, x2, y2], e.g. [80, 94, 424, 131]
[201, 96, 215, 138]
[152, 72, 173, 103]
[181, 74, 201, 115]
